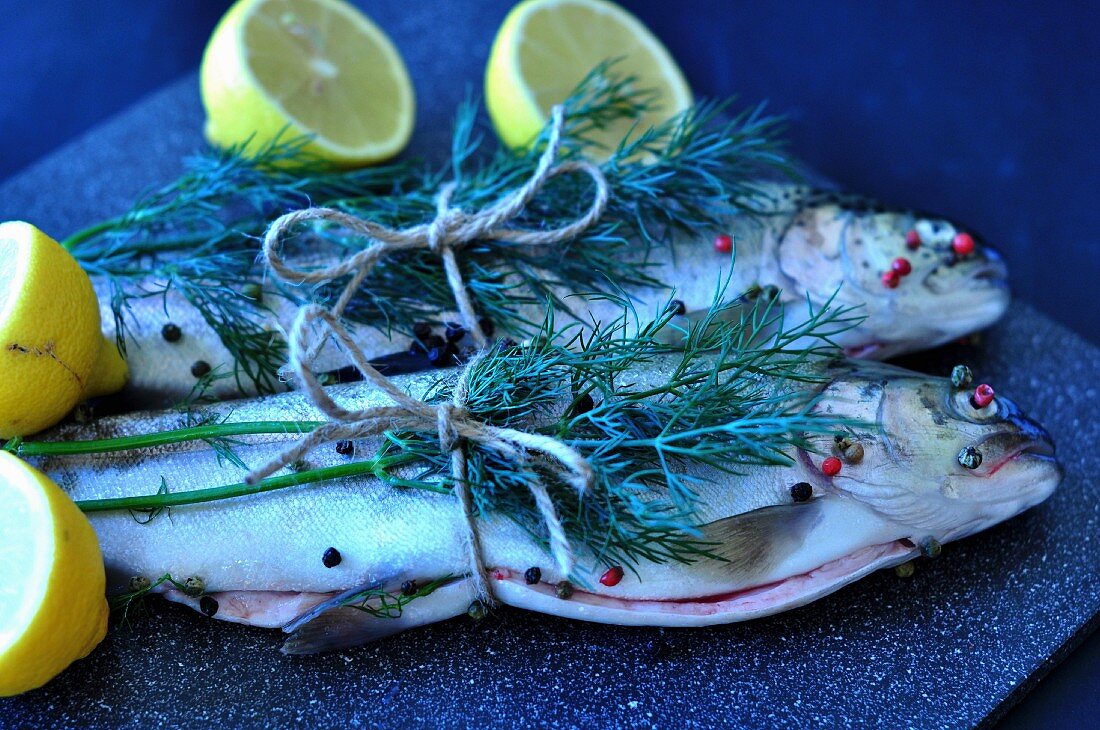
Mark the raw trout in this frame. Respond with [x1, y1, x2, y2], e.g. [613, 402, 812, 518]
[101, 185, 1009, 406]
[39, 357, 1058, 654]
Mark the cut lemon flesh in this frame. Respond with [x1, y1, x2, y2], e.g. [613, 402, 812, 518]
[485, 0, 692, 150]
[201, 0, 415, 165]
[0, 452, 108, 696]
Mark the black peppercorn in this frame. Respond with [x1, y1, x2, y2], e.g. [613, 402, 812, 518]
[428, 344, 458, 368]
[524, 567, 542, 585]
[478, 316, 495, 338]
[199, 595, 219, 617]
[161, 323, 182, 343]
[322, 547, 342, 568]
[444, 322, 465, 342]
[191, 360, 211, 378]
[401, 580, 417, 596]
[412, 321, 432, 340]
[335, 440, 355, 457]
[668, 299, 687, 316]
[790, 482, 813, 503]
[566, 393, 594, 419]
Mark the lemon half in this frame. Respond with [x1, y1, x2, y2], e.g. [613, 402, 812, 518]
[201, 0, 416, 165]
[485, 0, 693, 150]
[0, 452, 108, 696]
[0, 222, 127, 438]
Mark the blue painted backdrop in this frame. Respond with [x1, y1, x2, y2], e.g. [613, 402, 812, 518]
[0, 0, 1097, 724]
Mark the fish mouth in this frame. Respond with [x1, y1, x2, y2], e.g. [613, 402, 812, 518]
[986, 439, 1056, 476]
[493, 540, 916, 625]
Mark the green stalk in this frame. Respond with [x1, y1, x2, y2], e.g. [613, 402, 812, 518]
[6, 420, 326, 457]
[75, 453, 428, 514]
[60, 216, 128, 250]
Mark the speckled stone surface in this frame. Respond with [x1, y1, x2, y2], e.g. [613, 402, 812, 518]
[2, 3, 1099, 727]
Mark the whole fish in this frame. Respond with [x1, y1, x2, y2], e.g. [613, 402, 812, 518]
[41, 356, 1058, 654]
[100, 185, 1009, 406]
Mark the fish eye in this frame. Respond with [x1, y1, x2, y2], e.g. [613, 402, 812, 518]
[948, 389, 999, 423]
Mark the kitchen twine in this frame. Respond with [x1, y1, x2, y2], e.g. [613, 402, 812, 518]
[246, 106, 608, 603]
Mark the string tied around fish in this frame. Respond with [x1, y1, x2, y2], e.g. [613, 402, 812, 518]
[249, 105, 608, 603]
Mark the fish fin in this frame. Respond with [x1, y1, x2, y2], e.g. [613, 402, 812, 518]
[282, 607, 409, 655]
[701, 501, 823, 580]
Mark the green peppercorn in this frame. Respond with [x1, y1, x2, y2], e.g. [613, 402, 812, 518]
[467, 600, 489, 621]
[182, 576, 205, 597]
[920, 538, 942, 559]
[241, 283, 263, 302]
[951, 364, 973, 389]
[894, 562, 915, 579]
[128, 576, 151, 592]
[555, 580, 574, 599]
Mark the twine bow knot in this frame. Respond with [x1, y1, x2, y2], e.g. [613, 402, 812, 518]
[248, 106, 607, 601]
[261, 105, 608, 348]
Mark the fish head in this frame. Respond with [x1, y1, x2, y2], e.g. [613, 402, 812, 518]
[774, 193, 1010, 358]
[813, 361, 1062, 544]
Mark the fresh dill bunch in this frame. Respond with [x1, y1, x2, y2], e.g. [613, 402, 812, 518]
[374, 285, 862, 573]
[320, 62, 792, 341]
[64, 62, 791, 392]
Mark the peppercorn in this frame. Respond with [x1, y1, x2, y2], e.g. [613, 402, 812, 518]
[958, 445, 983, 470]
[444, 322, 466, 342]
[161, 323, 182, 343]
[412, 321, 432, 340]
[882, 270, 900, 289]
[905, 230, 922, 250]
[841, 442, 864, 464]
[971, 383, 995, 409]
[555, 580, 574, 599]
[199, 595, 220, 617]
[191, 360, 212, 378]
[322, 547, 342, 568]
[524, 567, 542, 585]
[668, 299, 687, 316]
[477, 317, 495, 338]
[894, 562, 916, 578]
[790, 482, 813, 503]
[760, 284, 780, 301]
[920, 538, 942, 559]
[467, 600, 489, 621]
[891, 257, 912, 276]
[128, 576, 151, 592]
[566, 393, 594, 419]
[599, 566, 625, 587]
[335, 440, 355, 456]
[951, 364, 973, 389]
[183, 576, 205, 597]
[952, 232, 975, 257]
[714, 233, 733, 254]
[401, 580, 417, 596]
[241, 283, 263, 302]
[821, 456, 842, 477]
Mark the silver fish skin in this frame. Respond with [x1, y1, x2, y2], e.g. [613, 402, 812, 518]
[97, 184, 1009, 405]
[41, 356, 1058, 652]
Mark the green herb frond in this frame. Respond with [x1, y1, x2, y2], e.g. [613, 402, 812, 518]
[375, 282, 862, 574]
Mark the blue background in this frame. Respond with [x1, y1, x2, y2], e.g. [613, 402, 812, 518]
[0, 1, 1096, 724]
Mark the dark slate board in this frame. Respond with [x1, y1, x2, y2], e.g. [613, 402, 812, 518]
[2, 3, 1099, 727]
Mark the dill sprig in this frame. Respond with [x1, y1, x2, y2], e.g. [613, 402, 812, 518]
[61, 62, 790, 392]
[372, 287, 859, 572]
[56, 285, 861, 572]
[322, 62, 791, 339]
